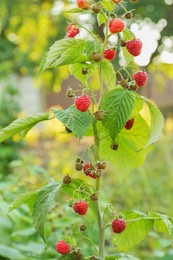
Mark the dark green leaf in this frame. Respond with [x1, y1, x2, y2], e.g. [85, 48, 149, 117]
[0, 112, 49, 143]
[52, 106, 93, 139]
[32, 181, 61, 241]
[100, 87, 135, 141]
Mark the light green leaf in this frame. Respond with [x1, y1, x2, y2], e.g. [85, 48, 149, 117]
[40, 39, 86, 72]
[100, 59, 116, 89]
[99, 87, 135, 141]
[151, 212, 173, 239]
[70, 63, 96, 85]
[0, 112, 49, 143]
[145, 100, 164, 146]
[101, 0, 114, 12]
[62, 178, 94, 198]
[112, 211, 154, 251]
[97, 12, 105, 26]
[52, 106, 93, 139]
[0, 244, 26, 260]
[85, 40, 102, 58]
[9, 190, 39, 211]
[100, 133, 153, 179]
[32, 181, 61, 241]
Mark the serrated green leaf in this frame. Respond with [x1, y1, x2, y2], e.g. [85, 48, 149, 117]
[101, 0, 114, 12]
[62, 178, 94, 198]
[112, 211, 154, 251]
[0, 112, 49, 143]
[151, 212, 173, 239]
[32, 181, 61, 241]
[85, 40, 102, 58]
[70, 63, 95, 85]
[97, 12, 105, 26]
[145, 100, 164, 146]
[37, 53, 47, 77]
[9, 190, 39, 212]
[52, 106, 93, 139]
[40, 39, 87, 72]
[99, 87, 135, 141]
[100, 59, 116, 89]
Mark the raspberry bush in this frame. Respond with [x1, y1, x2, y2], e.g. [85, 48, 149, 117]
[1, 0, 173, 259]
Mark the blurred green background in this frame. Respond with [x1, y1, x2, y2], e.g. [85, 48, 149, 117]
[0, 0, 173, 259]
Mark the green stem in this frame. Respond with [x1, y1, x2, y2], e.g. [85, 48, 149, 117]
[92, 119, 105, 259]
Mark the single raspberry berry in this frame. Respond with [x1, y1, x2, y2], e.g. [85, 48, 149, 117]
[83, 162, 97, 179]
[133, 71, 148, 86]
[112, 218, 126, 233]
[91, 4, 101, 14]
[126, 39, 142, 56]
[56, 241, 71, 254]
[124, 12, 133, 19]
[104, 49, 117, 61]
[92, 52, 102, 62]
[72, 201, 88, 215]
[74, 94, 91, 112]
[65, 24, 79, 38]
[63, 174, 72, 184]
[125, 118, 134, 130]
[80, 223, 87, 231]
[109, 18, 125, 33]
[110, 142, 119, 150]
[77, 0, 90, 10]
[94, 110, 104, 121]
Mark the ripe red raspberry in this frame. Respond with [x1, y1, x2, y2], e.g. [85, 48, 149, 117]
[112, 218, 126, 233]
[133, 71, 148, 86]
[125, 118, 134, 130]
[126, 39, 142, 56]
[77, 0, 90, 10]
[56, 241, 71, 254]
[104, 49, 117, 60]
[72, 201, 88, 215]
[65, 24, 79, 38]
[74, 94, 91, 112]
[109, 18, 125, 33]
[83, 162, 97, 179]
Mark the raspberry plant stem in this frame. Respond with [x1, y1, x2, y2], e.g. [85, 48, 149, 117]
[93, 118, 105, 259]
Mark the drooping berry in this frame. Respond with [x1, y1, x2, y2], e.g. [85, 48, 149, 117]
[83, 162, 97, 179]
[73, 249, 83, 260]
[92, 52, 102, 62]
[126, 39, 142, 56]
[112, 218, 126, 233]
[90, 193, 98, 201]
[74, 94, 91, 112]
[109, 18, 125, 33]
[65, 24, 79, 38]
[110, 142, 119, 150]
[63, 174, 72, 184]
[80, 223, 87, 231]
[133, 71, 148, 87]
[125, 118, 134, 130]
[77, 0, 90, 10]
[72, 201, 88, 215]
[104, 48, 117, 61]
[124, 12, 133, 19]
[75, 157, 84, 171]
[94, 110, 104, 121]
[56, 241, 71, 254]
[66, 87, 74, 97]
[91, 4, 101, 13]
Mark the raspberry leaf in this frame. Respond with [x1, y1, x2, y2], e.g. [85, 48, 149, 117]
[99, 87, 135, 141]
[112, 211, 154, 251]
[70, 63, 96, 85]
[100, 59, 116, 89]
[0, 112, 49, 143]
[150, 212, 173, 239]
[144, 99, 164, 147]
[39, 39, 87, 73]
[97, 12, 106, 26]
[52, 106, 93, 139]
[100, 0, 114, 12]
[0, 245, 26, 260]
[32, 180, 61, 241]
